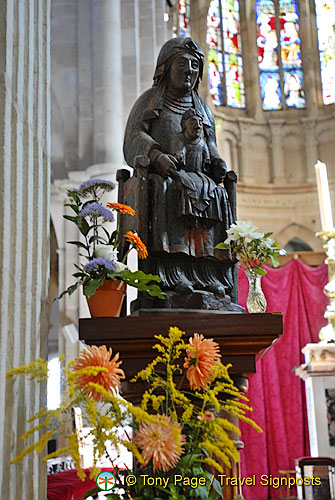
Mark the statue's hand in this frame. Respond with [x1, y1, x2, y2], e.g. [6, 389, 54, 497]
[154, 153, 179, 179]
[211, 158, 227, 184]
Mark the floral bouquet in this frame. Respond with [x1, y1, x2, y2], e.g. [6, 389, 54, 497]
[7, 327, 261, 500]
[216, 220, 285, 276]
[59, 178, 164, 299]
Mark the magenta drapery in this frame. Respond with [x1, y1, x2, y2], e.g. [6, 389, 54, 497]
[239, 259, 328, 500]
[47, 468, 115, 500]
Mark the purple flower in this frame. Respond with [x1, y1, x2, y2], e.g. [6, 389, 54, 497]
[73, 179, 116, 198]
[78, 203, 115, 226]
[83, 257, 117, 274]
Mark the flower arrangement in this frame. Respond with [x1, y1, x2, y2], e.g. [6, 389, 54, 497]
[216, 220, 285, 276]
[59, 178, 164, 299]
[7, 327, 261, 500]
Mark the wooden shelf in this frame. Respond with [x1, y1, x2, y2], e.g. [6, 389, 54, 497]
[79, 312, 283, 379]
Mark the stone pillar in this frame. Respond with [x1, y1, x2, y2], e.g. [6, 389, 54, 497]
[92, 0, 123, 171]
[0, 1, 50, 499]
[238, 120, 252, 183]
[295, 343, 335, 458]
[243, 2, 263, 121]
[122, 0, 141, 126]
[139, 0, 158, 93]
[302, 119, 319, 183]
[269, 121, 286, 184]
[299, 0, 319, 113]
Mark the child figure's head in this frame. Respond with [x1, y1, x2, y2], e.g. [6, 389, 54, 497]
[181, 108, 204, 141]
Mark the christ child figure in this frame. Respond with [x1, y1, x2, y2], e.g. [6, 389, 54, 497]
[173, 108, 210, 174]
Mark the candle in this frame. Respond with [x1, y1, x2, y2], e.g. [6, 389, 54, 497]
[315, 160, 334, 231]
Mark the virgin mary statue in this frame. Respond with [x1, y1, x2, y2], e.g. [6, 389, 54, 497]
[122, 37, 238, 310]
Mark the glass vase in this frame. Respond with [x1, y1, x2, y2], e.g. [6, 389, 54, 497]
[245, 269, 267, 313]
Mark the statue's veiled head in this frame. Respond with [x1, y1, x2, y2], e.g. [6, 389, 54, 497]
[153, 37, 204, 92]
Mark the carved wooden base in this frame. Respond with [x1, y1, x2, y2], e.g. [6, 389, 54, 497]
[79, 312, 282, 499]
[131, 291, 245, 313]
[79, 312, 282, 400]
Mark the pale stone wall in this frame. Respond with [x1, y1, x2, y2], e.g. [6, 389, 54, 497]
[50, 0, 171, 332]
[0, 0, 50, 498]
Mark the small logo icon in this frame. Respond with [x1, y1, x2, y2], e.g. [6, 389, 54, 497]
[96, 471, 116, 491]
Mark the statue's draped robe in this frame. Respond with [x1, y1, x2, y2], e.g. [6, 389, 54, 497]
[123, 87, 232, 264]
[124, 87, 232, 259]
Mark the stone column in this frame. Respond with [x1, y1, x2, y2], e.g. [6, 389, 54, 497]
[243, 2, 263, 121]
[302, 118, 318, 182]
[0, 1, 50, 499]
[238, 120, 252, 183]
[269, 121, 286, 184]
[92, 0, 123, 174]
[138, 0, 157, 92]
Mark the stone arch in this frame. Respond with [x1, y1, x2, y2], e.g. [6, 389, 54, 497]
[276, 223, 322, 251]
[249, 132, 271, 183]
[285, 237, 313, 252]
[217, 128, 240, 173]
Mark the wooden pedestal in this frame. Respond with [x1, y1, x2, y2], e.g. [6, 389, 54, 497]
[79, 312, 283, 499]
[79, 312, 283, 383]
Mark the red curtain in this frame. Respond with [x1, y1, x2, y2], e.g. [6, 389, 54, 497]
[238, 259, 328, 500]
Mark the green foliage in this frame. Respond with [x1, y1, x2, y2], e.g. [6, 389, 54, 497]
[58, 179, 166, 301]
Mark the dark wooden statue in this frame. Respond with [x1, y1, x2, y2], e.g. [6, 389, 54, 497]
[118, 37, 240, 312]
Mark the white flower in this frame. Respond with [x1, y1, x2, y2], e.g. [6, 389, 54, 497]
[224, 220, 260, 244]
[114, 261, 127, 273]
[95, 244, 118, 261]
[260, 237, 275, 249]
[246, 231, 265, 241]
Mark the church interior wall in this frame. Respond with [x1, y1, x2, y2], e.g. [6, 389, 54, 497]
[1, 1, 334, 497]
[48, 0, 335, 347]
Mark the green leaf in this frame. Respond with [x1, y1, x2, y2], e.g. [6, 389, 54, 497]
[122, 269, 162, 284]
[214, 242, 229, 250]
[64, 203, 80, 214]
[79, 218, 90, 237]
[255, 267, 267, 276]
[67, 190, 81, 204]
[205, 472, 223, 498]
[63, 214, 78, 224]
[101, 225, 112, 240]
[270, 254, 280, 268]
[83, 277, 105, 298]
[57, 281, 82, 299]
[109, 228, 120, 244]
[67, 240, 88, 250]
[88, 235, 106, 245]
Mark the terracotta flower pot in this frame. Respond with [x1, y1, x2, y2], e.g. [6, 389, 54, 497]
[85, 279, 127, 317]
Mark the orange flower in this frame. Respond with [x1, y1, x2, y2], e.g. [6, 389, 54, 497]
[106, 202, 135, 216]
[198, 411, 215, 422]
[184, 334, 221, 391]
[124, 231, 148, 259]
[134, 416, 185, 472]
[74, 345, 125, 401]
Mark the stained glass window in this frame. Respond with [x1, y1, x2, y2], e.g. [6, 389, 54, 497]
[207, 0, 245, 108]
[178, 0, 191, 37]
[315, 0, 335, 105]
[255, 0, 306, 110]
